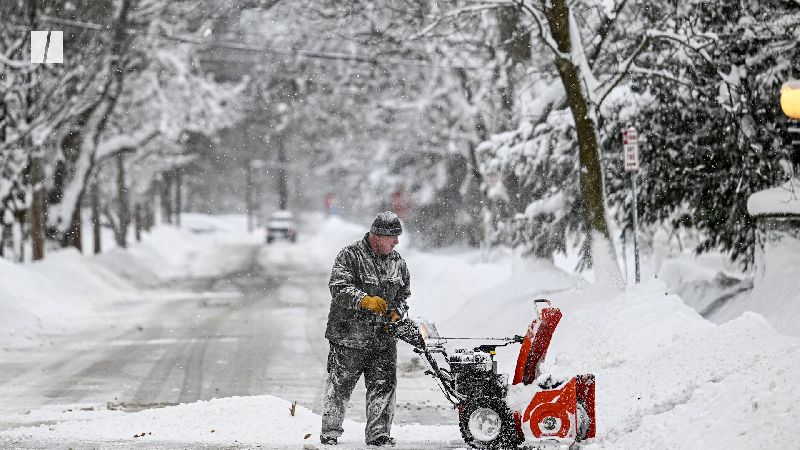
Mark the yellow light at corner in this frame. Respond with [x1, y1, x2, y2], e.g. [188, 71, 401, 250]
[780, 80, 800, 119]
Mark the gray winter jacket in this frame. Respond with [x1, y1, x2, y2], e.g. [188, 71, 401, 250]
[325, 233, 411, 350]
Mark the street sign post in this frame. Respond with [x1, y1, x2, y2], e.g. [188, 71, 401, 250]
[622, 127, 641, 284]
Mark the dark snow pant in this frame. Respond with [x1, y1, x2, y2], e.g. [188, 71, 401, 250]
[321, 341, 397, 443]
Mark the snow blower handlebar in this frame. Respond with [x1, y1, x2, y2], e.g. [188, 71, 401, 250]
[386, 316, 523, 350]
[386, 316, 525, 406]
[385, 317, 464, 404]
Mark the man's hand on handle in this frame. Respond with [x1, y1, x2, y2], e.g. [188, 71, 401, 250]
[388, 310, 401, 323]
[360, 295, 388, 314]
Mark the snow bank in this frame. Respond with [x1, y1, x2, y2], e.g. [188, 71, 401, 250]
[712, 237, 800, 337]
[0, 395, 462, 448]
[590, 312, 799, 449]
[0, 249, 135, 346]
[746, 178, 800, 215]
[97, 216, 260, 285]
[404, 248, 512, 322]
[423, 267, 800, 450]
[0, 214, 255, 347]
[657, 242, 800, 338]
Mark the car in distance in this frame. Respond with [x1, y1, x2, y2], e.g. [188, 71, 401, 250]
[265, 210, 297, 244]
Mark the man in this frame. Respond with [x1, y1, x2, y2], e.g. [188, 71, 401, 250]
[320, 211, 411, 447]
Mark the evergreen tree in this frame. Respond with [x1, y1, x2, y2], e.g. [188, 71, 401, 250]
[606, 0, 800, 267]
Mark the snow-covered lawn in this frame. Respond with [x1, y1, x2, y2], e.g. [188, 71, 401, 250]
[1, 213, 797, 449]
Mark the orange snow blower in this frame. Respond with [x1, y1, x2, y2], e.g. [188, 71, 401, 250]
[390, 299, 595, 449]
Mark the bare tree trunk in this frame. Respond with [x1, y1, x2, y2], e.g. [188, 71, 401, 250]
[134, 203, 142, 242]
[14, 212, 25, 262]
[161, 173, 173, 224]
[175, 169, 182, 227]
[91, 182, 101, 254]
[57, 0, 133, 247]
[26, 0, 46, 261]
[30, 154, 46, 260]
[277, 135, 288, 210]
[246, 161, 254, 231]
[543, 0, 620, 282]
[143, 196, 154, 231]
[65, 202, 82, 251]
[496, 4, 530, 122]
[115, 153, 129, 248]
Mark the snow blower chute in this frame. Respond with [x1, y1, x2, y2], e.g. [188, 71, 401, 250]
[389, 299, 595, 449]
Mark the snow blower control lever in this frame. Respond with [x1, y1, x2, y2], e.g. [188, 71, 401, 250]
[387, 299, 596, 449]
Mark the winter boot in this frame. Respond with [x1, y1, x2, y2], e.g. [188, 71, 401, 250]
[320, 435, 338, 445]
[367, 436, 395, 447]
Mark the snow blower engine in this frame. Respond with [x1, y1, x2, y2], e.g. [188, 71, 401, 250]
[389, 299, 595, 450]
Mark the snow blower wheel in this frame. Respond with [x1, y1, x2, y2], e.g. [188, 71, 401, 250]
[459, 397, 519, 450]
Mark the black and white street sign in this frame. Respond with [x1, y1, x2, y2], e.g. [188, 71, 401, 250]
[622, 127, 640, 172]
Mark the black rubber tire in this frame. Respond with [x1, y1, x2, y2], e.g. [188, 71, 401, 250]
[459, 397, 519, 450]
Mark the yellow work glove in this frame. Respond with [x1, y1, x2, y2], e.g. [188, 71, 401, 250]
[388, 310, 401, 323]
[360, 295, 388, 314]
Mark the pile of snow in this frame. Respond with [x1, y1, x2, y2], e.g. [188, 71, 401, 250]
[0, 395, 460, 448]
[746, 178, 800, 215]
[433, 266, 800, 449]
[0, 214, 256, 347]
[97, 215, 259, 285]
[405, 248, 512, 321]
[657, 253, 749, 315]
[0, 249, 136, 346]
[181, 213, 248, 234]
[712, 235, 800, 338]
[657, 240, 800, 338]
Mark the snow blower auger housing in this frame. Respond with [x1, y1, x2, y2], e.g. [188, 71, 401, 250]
[389, 299, 595, 450]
